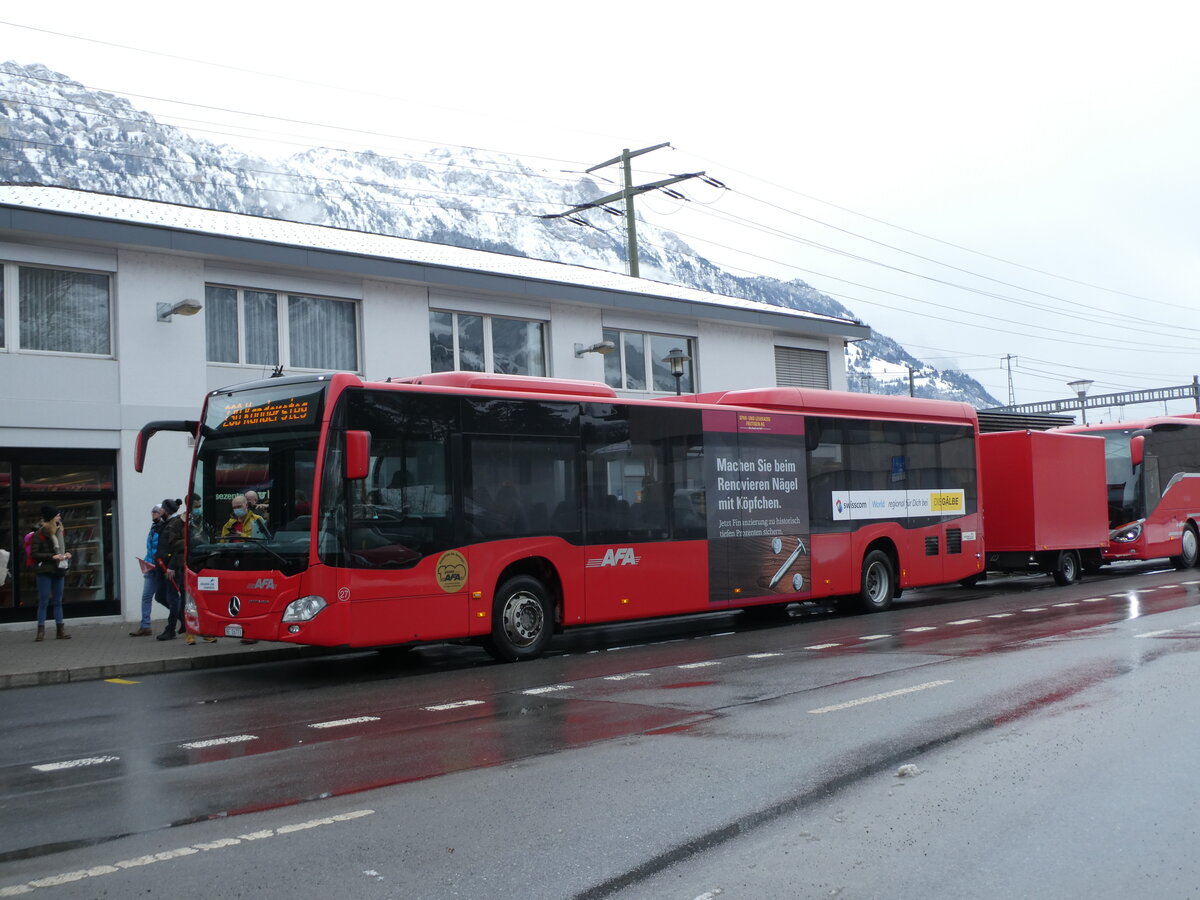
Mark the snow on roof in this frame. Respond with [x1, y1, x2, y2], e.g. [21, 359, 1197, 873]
[0, 185, 861, 331]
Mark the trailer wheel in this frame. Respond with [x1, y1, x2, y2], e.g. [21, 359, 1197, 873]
[1171, 525, 1199, 570]
[484, 576, 553, 662]
[1051, 550, 1080, 586]
[858, 550, 895, 613]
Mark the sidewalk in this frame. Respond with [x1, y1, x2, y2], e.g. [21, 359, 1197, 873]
[0, 620, 332, 689]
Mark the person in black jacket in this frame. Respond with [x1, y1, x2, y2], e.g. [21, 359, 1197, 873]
[155, 498, 186, 641]
[31, 505, 71, 642]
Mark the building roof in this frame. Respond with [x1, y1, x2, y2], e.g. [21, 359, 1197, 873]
[0, 185, 870, 341]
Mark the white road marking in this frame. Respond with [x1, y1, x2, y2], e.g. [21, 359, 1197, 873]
[0, 811, 374, 896]
[603, 672, 651, 681]
[31, 756, 119, 773]
[1052, 602, 1079, 607]
[986, 613, 1013, 618]
[678, 661, 720, 669]
[747, 652, 783, 659]
[860, 634, 891, 641]
[947, 619, 981, 625]
[905, 626, 937, 632]
[804, 643, 841, 650]
[522, 685, 571, 695]
[1081, 597, 1105, 602]
[1182, 581, 1200, 585]
[1135, 629, 1175, 639]
[423, 699, 485, 711]
[1109, 593, 1129, 597]
[179, 735, 257, 750]
[1022, 608, 1047, 612]
[809, 680, 954, 715]
[308, 716, 381, 729]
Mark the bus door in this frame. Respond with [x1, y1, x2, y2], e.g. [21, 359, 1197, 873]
[339, 391, 467, 645]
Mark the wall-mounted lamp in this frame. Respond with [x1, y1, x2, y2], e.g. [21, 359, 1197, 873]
[575, 340, 616, 357]
[157, 298, 203, 322]
[664, 347, 692, 395]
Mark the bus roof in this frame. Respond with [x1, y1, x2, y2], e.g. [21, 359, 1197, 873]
[208, 372, 980, 426]
[1057, 414, 1200, 434]
[692, 386, 978, 424]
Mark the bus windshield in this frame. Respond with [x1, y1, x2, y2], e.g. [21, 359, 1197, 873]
[1093, 428, 1141, 526]
[189, 382, 327, 575]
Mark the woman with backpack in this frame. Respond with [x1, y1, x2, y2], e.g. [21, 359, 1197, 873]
[31, 505, 71, 642]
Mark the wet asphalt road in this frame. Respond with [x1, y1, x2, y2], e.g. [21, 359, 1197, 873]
[3, 562, 1199, 898]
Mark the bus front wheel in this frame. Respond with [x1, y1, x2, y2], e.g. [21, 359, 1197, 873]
[484, 576, 554, 662]
[858, 550, 895, 613]
[1171, 525, 1199, 570]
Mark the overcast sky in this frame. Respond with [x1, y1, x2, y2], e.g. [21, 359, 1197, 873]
[4, 2, 1199, 417]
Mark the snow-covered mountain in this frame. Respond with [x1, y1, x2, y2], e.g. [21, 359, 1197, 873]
[0, 61, 998, 406]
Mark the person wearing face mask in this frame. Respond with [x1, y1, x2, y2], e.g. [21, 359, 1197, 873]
[220, 493, 267, 541]
[130, 504, 165, 637]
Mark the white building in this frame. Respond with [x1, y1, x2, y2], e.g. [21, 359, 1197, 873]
[0, 185, 869, 626]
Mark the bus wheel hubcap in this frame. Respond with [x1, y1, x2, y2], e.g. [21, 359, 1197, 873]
[867, 566, 887, 602]
[503, 592, 543, 646]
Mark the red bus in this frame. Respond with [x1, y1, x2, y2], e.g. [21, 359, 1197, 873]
[1057, 416, 1200, 569]
[137, 372, 983, 660]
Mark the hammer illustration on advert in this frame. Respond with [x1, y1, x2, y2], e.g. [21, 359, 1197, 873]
[768, 537, 809, 590]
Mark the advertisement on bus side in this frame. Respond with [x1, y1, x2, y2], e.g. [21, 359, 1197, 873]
[704, 411, 810, 605]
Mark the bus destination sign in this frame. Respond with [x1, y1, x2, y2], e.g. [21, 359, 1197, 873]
[214, 395, 319, 431]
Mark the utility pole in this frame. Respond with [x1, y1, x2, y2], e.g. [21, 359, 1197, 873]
[540, 142, 708, 278]
[1002, 354, 1018, 405]
[905, 364, 916, 397]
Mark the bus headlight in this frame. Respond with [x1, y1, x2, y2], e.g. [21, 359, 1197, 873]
[282, 595, 327, 622]
[1111, 523, 1143, 543]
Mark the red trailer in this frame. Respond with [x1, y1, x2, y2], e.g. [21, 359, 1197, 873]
[978, 430, 1109, 585]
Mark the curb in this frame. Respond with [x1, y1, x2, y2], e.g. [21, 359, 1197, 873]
[0, 645, 337, 690]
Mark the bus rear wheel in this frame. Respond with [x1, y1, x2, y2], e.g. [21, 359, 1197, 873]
[484, 576, 554, 662]
[1171, 524, 1199, 570]
[858, 550, 895, 613]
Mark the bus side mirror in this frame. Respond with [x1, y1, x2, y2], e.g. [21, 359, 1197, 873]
[344, 430, 371, 480]
[134, 430, 149, 474]
[1130, 434, 1145, 468]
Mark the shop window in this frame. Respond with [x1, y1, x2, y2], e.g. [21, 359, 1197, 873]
[0, 454, 118, 622]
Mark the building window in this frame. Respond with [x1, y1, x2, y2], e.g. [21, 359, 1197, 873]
[429, 311, 546, 376]
[601, 328, 694, 393]
[12, 265, 112, 355]
[205, 285, 359, 371]
[775, 346, 829, 389]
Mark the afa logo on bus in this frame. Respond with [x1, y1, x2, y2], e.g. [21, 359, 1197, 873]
[586, 548, 642, 567]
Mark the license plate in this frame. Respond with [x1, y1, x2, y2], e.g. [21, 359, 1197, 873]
[224, 624, 244, 638]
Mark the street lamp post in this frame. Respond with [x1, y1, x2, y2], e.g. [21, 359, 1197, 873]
[1068, 379, 1094, 425]
[664, 347, 691, 396]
